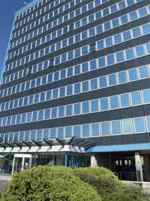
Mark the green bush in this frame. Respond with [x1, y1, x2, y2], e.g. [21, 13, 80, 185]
[73, 167, 147, 201]
[1, 166, 101, 201]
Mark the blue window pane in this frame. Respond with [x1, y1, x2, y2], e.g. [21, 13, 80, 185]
[116, 51, 124, 62]
[67, 85, 73, 96]
[82, 81, 89, 92]
[146, 116, 150, 131]
[107, 54, 115, 65]
[74, 83, 80, 94]
[66, 105, 73, 116]
[122, 119, 134, 133]
[136, 45, 145, 57]
[99, 76, 107, 88]
[114, 34, 122, 44]
[74, 126, 81, 137]
[91, 79, 98, 90]
[65, 127, 72, 138]
[60, 87, 65, 97]
[90, 59, 97, 70]
[139, 66, 149, 79]
[100, 97, 109, 111]
[120, 93, 130, 107]
[134, 117, 146, 133]
[97, 40, 104, 50]
[82, 101, 89, 114]
[99, 57, 105, 68]
[91, 99, 99, 112]
[110, 95, 119, 109]
[74, 103, 80, 114]
[109, 74, 117, 86]
[58, 128, 64, 139]
[101, 122, 111, 136]
[112, 120, 121, 135]
[143, 23, 150, 34]
[143, 89, 150, 103]
[126, 48, 135, 60]
[131, 91, 141, 105]
[51, 128, 57, 139]
[75, 65, 80, 75]
[118, 71, 127, 84]
[92, 123, 99, 136]
[51, 108, 57, 119]
[59, 106, 65, 117]
[106, 37, 113, 47]
[82, 124, 90, 137]
[128, 68, 138, 81]
[82, 62, 88, 72]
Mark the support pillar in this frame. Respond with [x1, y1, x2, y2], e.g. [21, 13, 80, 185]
[11, 157, 15, 175]
[90, 155, 98, 168]
[135, 152, 143, 182]
[64, 153, 68, 167]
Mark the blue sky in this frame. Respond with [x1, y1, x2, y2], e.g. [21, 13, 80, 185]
[0, 0, 33, 74]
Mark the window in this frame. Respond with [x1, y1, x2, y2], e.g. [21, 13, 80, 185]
[120, 93, 130, 107]
[82, 81, 89, 92]
[82, 101, 89, 114]
[99, 76, 107, 88]
[122, 118, 134, 133]
[66, 104, 73, 116]
[82, 124, 90, 137]
[139, 66, 149, 79]
[134, 117, 146, 133]
[65, 127, 72, 138]
[74, 126, 81, 137]
[92, 123, 99, 136]
[74, 103, 80, 114]
[112, 120, 121, 135]
[109, 74, 116, 86]
[110, 95, 119, 109]
[58, 127, 64, 139]
[91, 99, 99, 112]
[143, 89, 150, 104]
[100, 97, 109, 111]
[101, 122, 111, 136]
[128, 68, 138, 81]
[118, 71, 127, 84]
[91, 79, 98, 90]
[131, 91, 141, 105]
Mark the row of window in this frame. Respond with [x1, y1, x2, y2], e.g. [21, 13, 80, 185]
[3, 60, 50, 84]
[9, 24, 70, 63]
[96, 22, 150, 50]
[1, 115, 150, 143]
[13, 0, 135, 42]
[2, 40, 150, 98]
[8, 18, 150, 64]
[14, 0, 107, 40]
[16, 0, 91, 25]
[1, 87, 150, 127]
[7, 4, 150, 72]
[4, 19, 150, 84]
[1, 64, 150, 112]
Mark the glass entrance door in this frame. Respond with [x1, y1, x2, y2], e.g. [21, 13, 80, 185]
[12, 154, 32, 174]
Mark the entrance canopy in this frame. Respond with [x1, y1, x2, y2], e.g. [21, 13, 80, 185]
[87, 143, 150, 153]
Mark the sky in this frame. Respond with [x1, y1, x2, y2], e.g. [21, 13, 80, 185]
[0, 0, 33, 75]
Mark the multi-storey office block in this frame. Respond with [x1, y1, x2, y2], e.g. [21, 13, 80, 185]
[0, 0, 150, 180]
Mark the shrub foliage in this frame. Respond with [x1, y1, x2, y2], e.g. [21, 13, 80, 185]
[1, 166, 101, 201]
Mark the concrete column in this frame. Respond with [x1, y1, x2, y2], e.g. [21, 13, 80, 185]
[11, 157, 15, 175]
[135, 152, 143, 182]
[90, 155, 98, 168]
